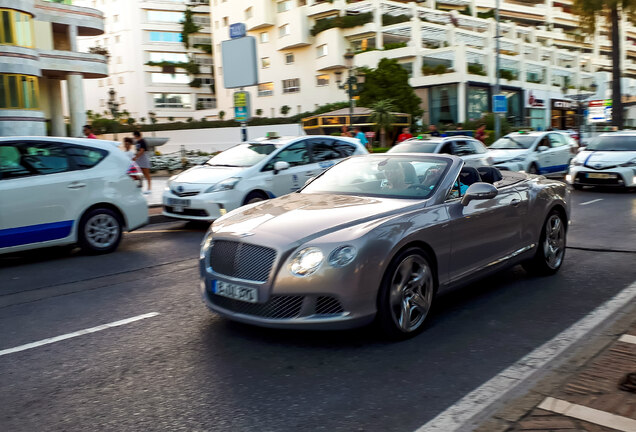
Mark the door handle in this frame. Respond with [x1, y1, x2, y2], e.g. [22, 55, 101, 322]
[67, 182, 86, 189]
[510, 199, 520, 207]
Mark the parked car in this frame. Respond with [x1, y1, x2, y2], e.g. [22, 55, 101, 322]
[163, 135, 368, 221]
[489, 131, 576, 175]
[0, 137, 148, 255]
[199, 154, 570, 339]
[387, 135, 493, 167]
[566, 131, 636, 189]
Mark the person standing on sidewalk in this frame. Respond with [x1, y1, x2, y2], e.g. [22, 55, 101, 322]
[83, 125, 97, 139]
[132, 130, 152, 194]
[353, 126, 371, 151]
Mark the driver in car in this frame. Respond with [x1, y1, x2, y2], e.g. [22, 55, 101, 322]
[380, 161, 409, 191]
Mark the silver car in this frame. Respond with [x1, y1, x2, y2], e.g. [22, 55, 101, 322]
[388, 136, 493, 168]
[199, 154, 570, 339]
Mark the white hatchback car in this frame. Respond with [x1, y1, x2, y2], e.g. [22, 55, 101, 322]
[163, 135, 368, 221]
[387, 135, 493, 167]
[0, 137, 148, 255]
[567, 132, 636, 189]
[489, 131, 576, 175]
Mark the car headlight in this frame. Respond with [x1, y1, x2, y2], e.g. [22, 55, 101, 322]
[289, 247, 324, 277]
[620, 158, 636, 167]
[570, 159, 583, 166]
[200, 229, 213, 259]
[205, 177, 241, 193]
[328, 245, 357, 268]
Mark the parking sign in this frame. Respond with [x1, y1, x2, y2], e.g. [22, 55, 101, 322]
[493, 95, 507, 113]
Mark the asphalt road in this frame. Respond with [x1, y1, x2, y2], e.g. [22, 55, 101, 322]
[0, 189, 635, 432]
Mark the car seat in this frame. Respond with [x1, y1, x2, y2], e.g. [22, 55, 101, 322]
[476, 166, 503, 184]
[459, 166, 482, 186]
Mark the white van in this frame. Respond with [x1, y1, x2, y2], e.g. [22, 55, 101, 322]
[162, 135, 368, 221]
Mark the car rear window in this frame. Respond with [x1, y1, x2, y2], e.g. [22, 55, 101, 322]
[66, 146, 108, 169]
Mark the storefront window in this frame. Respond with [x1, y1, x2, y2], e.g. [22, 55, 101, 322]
[502, 90, 522, 126]
[467, 86, 489, 121]
[429, 85, 458, 126]
[0, 9, 34, 47]
[0, 74, 39, 109]
[528, 108, 546, 130]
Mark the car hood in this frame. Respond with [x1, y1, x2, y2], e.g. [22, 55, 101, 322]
[172, 165, 245, 185]
[488, 149, 527, 162]
[578, 150, 636, 167]
[212, 192, 422, 245]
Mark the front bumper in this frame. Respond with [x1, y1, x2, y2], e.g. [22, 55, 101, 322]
[567, 166, 636, 187]
[162, 190, 243, 221]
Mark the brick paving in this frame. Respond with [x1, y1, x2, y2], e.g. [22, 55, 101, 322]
[480, 319, 636, 432]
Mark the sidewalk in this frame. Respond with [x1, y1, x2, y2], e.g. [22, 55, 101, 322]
[477, 308, 636, 432]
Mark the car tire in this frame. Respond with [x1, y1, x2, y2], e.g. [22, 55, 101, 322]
[243, 191, 268, 205]
[78, 208, 123, 255]
[528, 163, 539, 175]
[377, 247, 436, 340]
[522, 210, 566, 276]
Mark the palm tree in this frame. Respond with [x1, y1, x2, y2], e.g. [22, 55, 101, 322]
[572, 0, 636, 128]
[369, 99, 396, 147]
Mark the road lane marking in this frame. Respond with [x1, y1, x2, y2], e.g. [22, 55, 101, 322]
[415, 279, 636, 432]
[0, 312, 160, 357]
[538, 397, 636, 432]
[580, 199, 603, 206]
[618, 334, 636, 345]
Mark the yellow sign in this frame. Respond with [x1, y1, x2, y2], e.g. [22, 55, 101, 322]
[234, 92, 247, 107]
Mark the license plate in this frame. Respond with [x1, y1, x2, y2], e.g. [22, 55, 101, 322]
[212, 280, 258, 303]
[167, 198, 190, 206]
[586, 173, 615, 179]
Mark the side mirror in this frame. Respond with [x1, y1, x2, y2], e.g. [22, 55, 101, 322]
[273, 160, 290, 174]
[461, 182, 498, 206]
[537, 145, 549, 152]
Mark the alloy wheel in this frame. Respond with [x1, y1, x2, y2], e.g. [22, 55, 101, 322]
[543, 214, 565, 269]
[84, 213, 120, 250]
[388, 255, 434, 333]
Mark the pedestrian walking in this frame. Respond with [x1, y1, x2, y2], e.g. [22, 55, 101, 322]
[397, 127, 413, 143]
[122, 137, 135, 159]
[83, 125, 97, 139]
[475, 124, 489, 143]
[353, 126, 371, 151]
[132, 130, 152, 194]
[340, 125, 352, 137]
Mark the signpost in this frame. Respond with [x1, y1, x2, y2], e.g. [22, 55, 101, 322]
[493, 95, 507, 113]
[233, 91, 250, 141]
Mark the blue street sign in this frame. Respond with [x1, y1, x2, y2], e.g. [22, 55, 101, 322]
[493, 95, 507, 113]
[229, 23, 246, 39]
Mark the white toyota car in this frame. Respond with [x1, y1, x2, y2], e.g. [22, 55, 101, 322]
[162, 135, 368, 221]
[566, 131, 636, 189]
[387, 135, 493, 167]
[0, 137, 148, 255]
[489, 131, 576, 175]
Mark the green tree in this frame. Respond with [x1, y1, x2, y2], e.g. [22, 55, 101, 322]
[369, 99, 396, 147]
[280, 105, 291, 116]
[255, 108, 263, 116]
[219, 110, 225, 120]
[572, 0, 636, 128]
[180, 7, 201, 49]
[358, 58, 422, 122]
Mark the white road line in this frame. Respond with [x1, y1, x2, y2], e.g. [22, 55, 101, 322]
[580, 199, 603, 206]
[618, 334, 636, 345]
[538, 397, 636, 432]
[415, 279, 636, 432]
[0, 312, 160, 357]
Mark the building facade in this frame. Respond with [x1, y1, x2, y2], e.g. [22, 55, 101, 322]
[76, 0, 216, 124]
[0, 0, 107, 137]
[210, 0, 636, 129]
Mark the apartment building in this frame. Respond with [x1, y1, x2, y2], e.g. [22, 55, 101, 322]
[210, 0, 636, 129]
[76, 0, 216, 124]
[0, 0, 107, 136]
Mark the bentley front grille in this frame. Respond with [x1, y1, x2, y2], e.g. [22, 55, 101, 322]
[210, 294, 303, 319]
[209, 240, 276, 282]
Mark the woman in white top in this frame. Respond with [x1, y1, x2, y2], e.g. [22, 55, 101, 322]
[123, 137, 135, 159]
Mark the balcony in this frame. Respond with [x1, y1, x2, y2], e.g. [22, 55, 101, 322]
[245, 0, 276, 31]
[34, 2, 104, 36]
[38, 49, 108, 78]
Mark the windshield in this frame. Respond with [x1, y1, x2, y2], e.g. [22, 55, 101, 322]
[387, 142, 439, 154]
[301, 156, 450, 199]
[206, 143, 277, 167]
[586, 135, 636, 151]
[490, 135, 536, 149]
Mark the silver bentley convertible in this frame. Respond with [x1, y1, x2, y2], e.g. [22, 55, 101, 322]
[199, 154, 570, 339]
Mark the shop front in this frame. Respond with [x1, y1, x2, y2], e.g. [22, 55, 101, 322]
[525, 90, 548, 130]
[551, 99, 577, 129]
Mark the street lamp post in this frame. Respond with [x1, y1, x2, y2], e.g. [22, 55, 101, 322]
[107, 88, 120, 140]
[335, 50, 357, 128]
